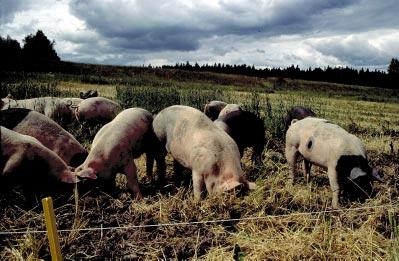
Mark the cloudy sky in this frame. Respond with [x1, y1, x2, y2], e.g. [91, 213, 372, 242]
[1, 0, 398, 70]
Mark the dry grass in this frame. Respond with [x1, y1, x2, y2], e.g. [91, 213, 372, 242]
[1, 73, 398, 260]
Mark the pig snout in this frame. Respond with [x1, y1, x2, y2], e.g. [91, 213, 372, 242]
[222, 179, 257, 196]
[59, 170, 80, 184]
[75, 167, 98, 180]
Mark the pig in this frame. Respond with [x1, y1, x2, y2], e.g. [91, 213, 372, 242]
[284, 106, 315, 132]
[62, 97, 83, 107]
[284, 106, 316, 177]
[74, 108, 156, 199]
[203, 100, 227, 121]
[1, 96, 74, 125]
[80, 90, 98, 99]
[215, 110, 265, 164]
[1, 126, 80, 192]
[1, 108, 88, 167]
[285, 117, 382, 208]
[152, 105, 256, 199]
[218, 104, 242, 117]
[75, 97, 121, 124]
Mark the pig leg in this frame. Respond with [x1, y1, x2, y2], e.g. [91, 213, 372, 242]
[192, 170, 206, 200]
[174, 160, 185, 186]
[327, 167, 340, 209]
[145, 153, 154, 181]
[303, 159, 312, 183]
[154, 150, 167, 185]
[125, 161, 143, 199]
[285, 145, 299, 182]
[252, 143, 264, 165]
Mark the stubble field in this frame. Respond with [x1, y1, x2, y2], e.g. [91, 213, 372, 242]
[0, 68, 398, 259]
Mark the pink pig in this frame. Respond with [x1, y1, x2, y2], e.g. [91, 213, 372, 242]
[1, 126, 79, 185]
[75, 97, 120, 124]
[74, 108, 155, 199]
[152, 105, 256, 199]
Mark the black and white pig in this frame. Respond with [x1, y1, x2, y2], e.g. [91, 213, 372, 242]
[214, 110, 265, 164]
[1, 108, 88, 167]
[80, 90, 98, 99]
[1, 127, 81, 194]
[74, 108, 156, 199]
[203, 100, 228, 121]
[152, 105, 256, 199]
[218, 103, 242, 117]
[285, 117, 382, 208]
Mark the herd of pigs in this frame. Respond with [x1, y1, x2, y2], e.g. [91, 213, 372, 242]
[1, 94, 383, 209]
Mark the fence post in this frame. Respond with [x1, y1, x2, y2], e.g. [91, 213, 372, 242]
[42, 197, 62, 261]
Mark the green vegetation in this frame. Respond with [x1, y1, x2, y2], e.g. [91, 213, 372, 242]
[0, 68, 398, 259]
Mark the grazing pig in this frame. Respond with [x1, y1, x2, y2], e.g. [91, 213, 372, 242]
[1, 96, 74, 125]
[215, 110, 265, 164]
[152, 105, 256, 199]
[285, 117, 382, 208]
[74, 108, 156, 199]
[218, 104, 242, 117]
[1, 108, 88, 167]
[80, 89, 98, 99]
[284, 106, 316, 177]
[284, 106, 315, 131]
[1, 127, 80, 189]
[204, 100, 227, 121]
[75, 97, 120, 124]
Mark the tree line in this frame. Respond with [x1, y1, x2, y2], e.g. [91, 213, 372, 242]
[0, 30, 60, 71]
[163, 60, 398, 89]
[1, 30, 398, 89]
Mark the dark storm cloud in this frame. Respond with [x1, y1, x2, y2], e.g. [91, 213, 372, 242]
[68, 0, 361, 52]
[0, 0, 33, 25]
[310, 0, 399, 33]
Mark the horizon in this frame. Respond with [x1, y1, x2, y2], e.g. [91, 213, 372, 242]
[1, 0, 398, 71]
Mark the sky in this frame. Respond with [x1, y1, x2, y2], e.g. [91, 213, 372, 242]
[1, 0, 398, 70]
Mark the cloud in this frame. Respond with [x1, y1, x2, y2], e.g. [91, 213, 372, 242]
[308, 30, 399, 67]
[0, 0, 33, 24]
[1, 0, 398, 69]
[68, 0, 360, 52]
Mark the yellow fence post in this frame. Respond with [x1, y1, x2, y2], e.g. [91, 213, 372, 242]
[42, 197, 63, 261]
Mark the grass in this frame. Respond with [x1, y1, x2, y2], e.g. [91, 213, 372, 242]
[0, 68, 398, 259]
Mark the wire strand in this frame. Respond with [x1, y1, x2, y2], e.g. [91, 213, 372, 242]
[0, 203, 396, 236]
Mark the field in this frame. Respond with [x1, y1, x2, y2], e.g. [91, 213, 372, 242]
[1, 67, 398, 259]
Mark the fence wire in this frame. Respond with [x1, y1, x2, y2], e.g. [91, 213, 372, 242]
[0, 203, 397, 236]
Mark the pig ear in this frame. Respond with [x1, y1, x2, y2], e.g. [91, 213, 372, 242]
[246, 181, 257, 190]
[223, 180, 242, 192]
[371, 168, 383, 182]
[349, 167, 367, 180]
[76, 168, 97, 180]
